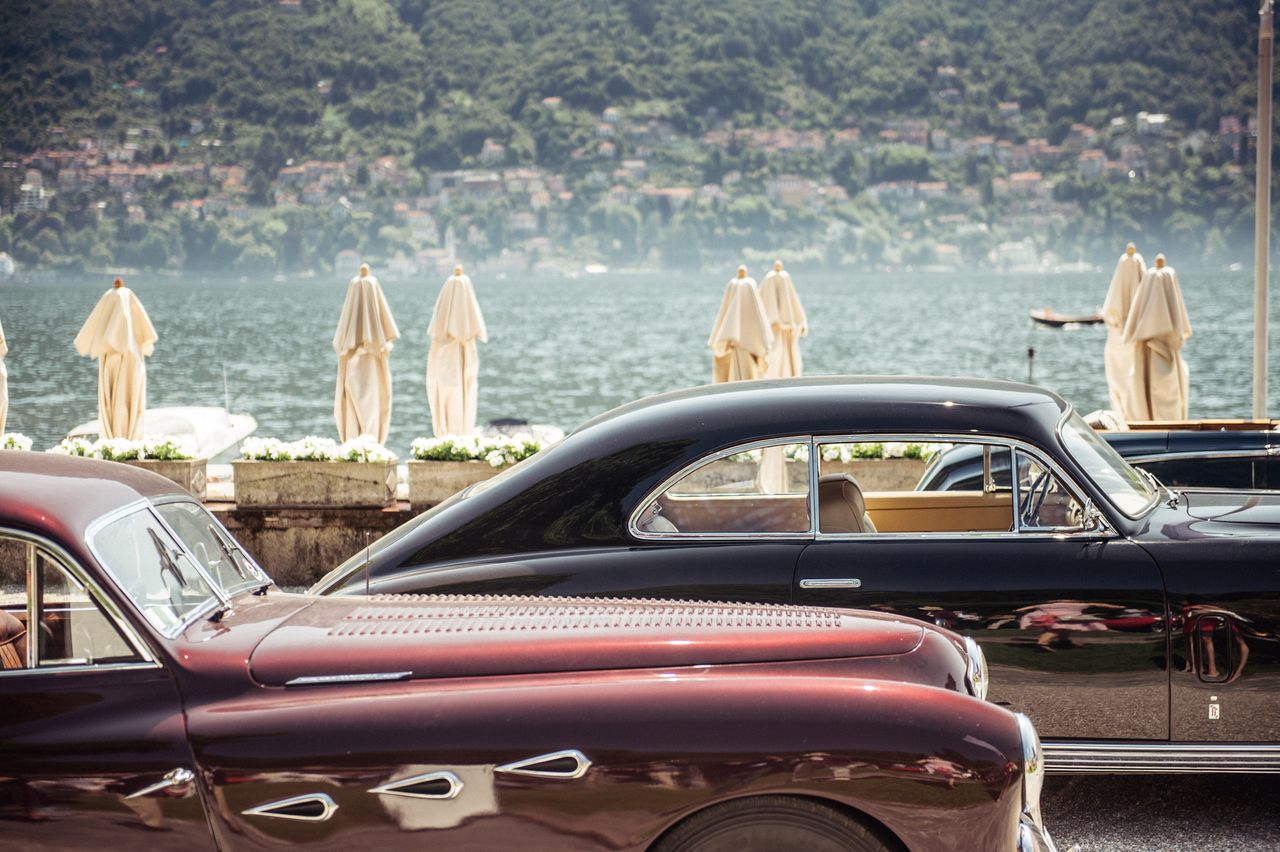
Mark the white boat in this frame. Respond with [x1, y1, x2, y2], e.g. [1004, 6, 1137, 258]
[67, 406, 257, 461]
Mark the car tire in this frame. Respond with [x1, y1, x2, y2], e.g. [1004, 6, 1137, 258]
[652, 795, 896, 852]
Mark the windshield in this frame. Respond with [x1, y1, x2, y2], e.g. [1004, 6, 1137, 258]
[91, 501, 266, 635]
[1059, 412, 1158, 517]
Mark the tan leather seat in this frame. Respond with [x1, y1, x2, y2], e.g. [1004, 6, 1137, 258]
[0, 608, 27, 669]
[819, 473, 877, 534]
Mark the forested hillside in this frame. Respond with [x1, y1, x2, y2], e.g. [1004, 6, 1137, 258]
[1, 0, 1258, 164]
[0, 0, 1268, 273]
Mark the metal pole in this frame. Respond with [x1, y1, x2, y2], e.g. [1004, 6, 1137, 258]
[1254, 0, 1273, 419]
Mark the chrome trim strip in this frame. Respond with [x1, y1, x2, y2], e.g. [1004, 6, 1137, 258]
[628, 436, 815, 540]
[496, 749, 592, 780]
[1044, 742, 1280, 774]
[0, 661, 159, 679]
[1126, 449, 1277, 464]
[242, 793, 339, 822]
[285, 671, 412, 687]
[0, 525, 158, 667]
[369, 770, 463, 800]
[798, 578, 862, 589]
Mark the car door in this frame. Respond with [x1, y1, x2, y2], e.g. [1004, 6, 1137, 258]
[793, 437, 1168, 743]
[0, 530, 214, 849]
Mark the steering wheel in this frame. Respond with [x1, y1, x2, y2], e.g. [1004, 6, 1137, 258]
[1019, 470, 1051, 527]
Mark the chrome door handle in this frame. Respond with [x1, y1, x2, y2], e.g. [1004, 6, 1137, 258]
[799, 578, 862, 589]
[126, 767, 195, 799]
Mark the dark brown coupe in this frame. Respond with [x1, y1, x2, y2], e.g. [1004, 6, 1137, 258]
[0, 453, 1053, 851]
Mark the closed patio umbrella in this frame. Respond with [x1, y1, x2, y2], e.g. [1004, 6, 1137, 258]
[73, 279, 157, 440]
[1100, 242, 1145, 419]
[708, 266, 772, 383]
[1122, 254, 1192, 420]
[426, 264, 488, 436]
[333, 264, 400, 442]
[0, 316, 8, 435]
[758, 260, 808, 379]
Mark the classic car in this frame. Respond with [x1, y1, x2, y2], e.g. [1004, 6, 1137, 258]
[313, 376, 1280, 774]
[0, 452, 1054, 852]
[919, 428, 1278, 492]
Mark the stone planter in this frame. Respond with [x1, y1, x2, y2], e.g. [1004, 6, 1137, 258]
[232, 460, 397, 508]
[123, 458, 208, 501]
[408, 459, 500, 509]
[824, 458, 926, 491]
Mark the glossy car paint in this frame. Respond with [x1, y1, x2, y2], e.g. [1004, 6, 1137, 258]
[0, 453, 1048, 850]
[313, 377, 1280, 765]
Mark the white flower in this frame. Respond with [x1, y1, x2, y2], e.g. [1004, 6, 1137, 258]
[335, 435, 395, 463]
[240, 437, 293, 461]
[1, 433, 33, 451]
[287, 435, 339, 461]
[141, 435, 197, 460]
[48, 437, 94, 456]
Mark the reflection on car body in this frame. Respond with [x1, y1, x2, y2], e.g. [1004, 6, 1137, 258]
[0, 451, 1053, 851]
[313, 377, 1280, 774]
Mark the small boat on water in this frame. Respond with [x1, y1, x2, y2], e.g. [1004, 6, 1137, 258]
[1029, 307, 1103, 327]
[67, 406, 257, 461]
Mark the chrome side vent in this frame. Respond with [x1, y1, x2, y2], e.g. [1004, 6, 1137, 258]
[242, 793, 338, 822]
[369, 770, 463, 800]
[496, 749, 591, 780]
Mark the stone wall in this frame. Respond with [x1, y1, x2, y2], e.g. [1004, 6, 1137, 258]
[212, 503, 413, 588]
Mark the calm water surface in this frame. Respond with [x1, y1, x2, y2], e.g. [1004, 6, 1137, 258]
[3, 270, 1278, 455]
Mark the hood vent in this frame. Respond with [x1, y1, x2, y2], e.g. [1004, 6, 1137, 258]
[369, 771, 462, 800]
[242, 793, 338, 821]
[496, 749, 591, 779]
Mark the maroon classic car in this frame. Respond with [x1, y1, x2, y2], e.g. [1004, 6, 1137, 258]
[0, 453, 1053, 851]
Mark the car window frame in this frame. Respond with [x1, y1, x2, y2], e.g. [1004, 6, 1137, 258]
[85, 499, 231, 640]
[629, 435, 817, 540]
[0, 526, 158, 678]
[631, 432, 1118, 542]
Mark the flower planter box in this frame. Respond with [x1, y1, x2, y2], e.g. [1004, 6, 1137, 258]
[825, 458, 926, 491]
[123, 458, 208, 501]
[232, 460, 397, 508]
[408, 459, 500, 509]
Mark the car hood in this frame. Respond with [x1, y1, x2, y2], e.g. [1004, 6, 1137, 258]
[1182, 490, 1280, 527]
[247, 594, 925, 687]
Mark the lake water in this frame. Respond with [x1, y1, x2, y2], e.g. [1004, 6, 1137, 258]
[3, 269, 1278, 455]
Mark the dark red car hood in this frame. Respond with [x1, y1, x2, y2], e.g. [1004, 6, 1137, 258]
[248, 594, 925, 687]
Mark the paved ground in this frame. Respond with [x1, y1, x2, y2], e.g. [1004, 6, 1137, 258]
[1043, 774, 1280, 851]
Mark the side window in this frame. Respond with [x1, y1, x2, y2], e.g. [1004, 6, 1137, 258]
[637, 442, 811, 534]
[0, 534, 142, 671]
[817, 440, 1012, 534]
[1015, 450, 1084, 531]
[1137, 457, 1258, 490]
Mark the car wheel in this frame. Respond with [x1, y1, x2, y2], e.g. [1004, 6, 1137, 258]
[652, 795, 896, 852]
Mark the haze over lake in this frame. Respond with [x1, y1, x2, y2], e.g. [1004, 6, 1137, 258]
[5, 269, 1278, 455]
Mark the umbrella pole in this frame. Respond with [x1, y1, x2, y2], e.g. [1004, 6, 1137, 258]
[1255, 0, 1273, 419]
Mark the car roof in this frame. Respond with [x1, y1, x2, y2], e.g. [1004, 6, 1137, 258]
[575, 375, 1070, 440]
[0, 452, 185, 543]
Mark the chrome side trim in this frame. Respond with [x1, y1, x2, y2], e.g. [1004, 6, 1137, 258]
[369, 770, 463, 800]
[1126, 449, 1277, 464]
[496, 749, 592, 780]
[1044, 742, 1280, 773]
[798, 578, 862, 589]
[285, 671, 412, 687]
[242, 793, 339, 821]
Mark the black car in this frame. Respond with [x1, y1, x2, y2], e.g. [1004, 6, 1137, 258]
[313, 377, 1280, 773]
[919, 429, 1278, 492]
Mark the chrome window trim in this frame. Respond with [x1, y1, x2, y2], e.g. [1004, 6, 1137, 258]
[808, 433, 1115, 541]
[0, 525, 159, 673]
[84, 500, 226, 639]
[629, 436, 816, 540]
[1126, 449, 1274, 463]
[1058, 409, 1159, 520]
